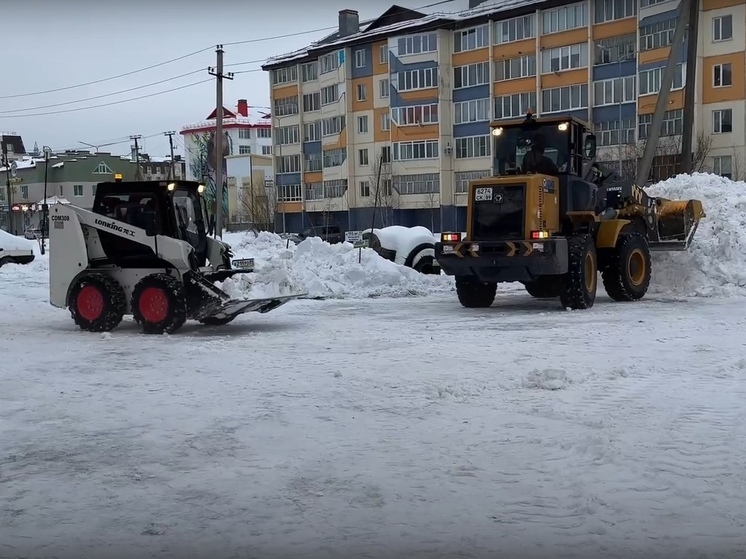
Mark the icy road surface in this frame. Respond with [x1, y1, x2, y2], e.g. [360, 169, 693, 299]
[2, 264, 746, 559]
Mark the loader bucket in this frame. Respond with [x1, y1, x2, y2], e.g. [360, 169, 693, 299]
[193, 293, 305, 322]
[651, 198, 706, 251]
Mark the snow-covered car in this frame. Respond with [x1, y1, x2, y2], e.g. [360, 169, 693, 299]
[362, 226, 441, 275]
[0, 229, 36, 268]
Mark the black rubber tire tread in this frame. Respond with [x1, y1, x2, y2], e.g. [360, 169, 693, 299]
[602, 232, 652, 302]
[131, 273, 188, 335]
[559, 233, 597, 310]
[455, 276, 497, 308]
[68, 273, 126, 332]
[199, 316, 237, 326]
[524, 276, 562, 298]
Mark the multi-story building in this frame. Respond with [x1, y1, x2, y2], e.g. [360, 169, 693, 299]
[139, 154, 187, 181]
[263, 0, 743, 234]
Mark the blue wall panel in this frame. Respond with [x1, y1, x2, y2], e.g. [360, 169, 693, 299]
[592, 59, 637, 81]
[303, 141, 321, 155]
[453, 84, 491, 103]
[453, 121, 490, 138]
[593, 103, 637, 123]
[350, 44, 373, 79]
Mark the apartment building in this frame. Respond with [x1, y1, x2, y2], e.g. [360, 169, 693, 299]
[263, 0, 744, 234]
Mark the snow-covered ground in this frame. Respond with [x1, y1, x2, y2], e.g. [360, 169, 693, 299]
[2, 173, 746, 559]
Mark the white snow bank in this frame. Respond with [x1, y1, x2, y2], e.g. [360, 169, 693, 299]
[226, 231, 454, 300]
[647, 173, 746, 297]
[0, 229, 36, 252]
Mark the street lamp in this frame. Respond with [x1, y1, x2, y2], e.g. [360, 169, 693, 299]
[40, 146, 52, 255]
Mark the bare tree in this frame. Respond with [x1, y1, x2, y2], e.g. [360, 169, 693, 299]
[731, 150, 743, 181]
[689, 131, 713, 174]
[239, 180, 276, 232]
[423, 190, 440, 232]
[366, 151, 399, 227]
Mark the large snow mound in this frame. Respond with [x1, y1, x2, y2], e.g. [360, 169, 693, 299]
[225, 231, 454, 300]
[647, 173, 746, 297]
[0, 229, 36, 252]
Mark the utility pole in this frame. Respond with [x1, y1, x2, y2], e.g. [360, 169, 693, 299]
[208, 44, 234, 239]
[2, 142, 11, 234]
[680, 0, 700, 174]
[130, 135, 143, 181]
[164, 131, 176, 180]
[41, 146, 51, 255]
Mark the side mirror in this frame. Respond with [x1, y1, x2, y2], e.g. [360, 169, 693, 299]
[584, 135, 597, 159]
[144, 216, 158, 237]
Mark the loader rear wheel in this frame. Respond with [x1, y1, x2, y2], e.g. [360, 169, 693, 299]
[455, 276, 497, 308]
[68, 273, 126, 332]
[602, 233, 651, 302]
[524, 276, 562, 298]
[559, 233, 597, 310]
[131, 273, 187, 335]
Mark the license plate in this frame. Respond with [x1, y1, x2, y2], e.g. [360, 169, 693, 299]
[475, 187, 493, 201]
[232, 258, 255, 269]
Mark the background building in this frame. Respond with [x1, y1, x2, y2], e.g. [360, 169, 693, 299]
[262, 0, 740, 234]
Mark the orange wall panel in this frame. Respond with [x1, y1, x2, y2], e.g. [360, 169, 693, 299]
[390, 123, 439, 142]
[351, 77, 374, 111]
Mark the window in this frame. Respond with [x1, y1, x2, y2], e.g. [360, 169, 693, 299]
[21, 185, 29, 198]
[494, 14, 535, 44]
[273, 96, 298, 116]
[454, 25, 489, 52]
[391, 104, 439, 126]
[323, 179, 347, 198]
[322, 116, 345, 136]
[279, 185, 302, 202]
[494, 55, 536, 81]
[355, 49, 366, 68]
[394, 67, 438, 91]
[393, 140, 439, 161]
[542, 2, 587, 34]
[239, 145, 251, 154]
[303, 92, 320, 112]
[262, 145, 272, 155]
[93, 162, 113, 174]
[594, 0, 636, 24]
[713, 109, 733, 134]
[453, 61, 490, 88]
[638, 109, 683, 139]
[301, 62, 318, 82]
[640, 19, 675, 51]
[713, 15, 733, 42]
[272, 66, 297, 85]
[73, 184, 83, 197]
[380, 44, 388, 64]
[639, 64, 684, 95]
[393, 173, 439, 195]
[398, 32, 438, 56]
[276, 154, 301, 174]
[714, 63, 732, 87]
[713, 155, 732, 179]
[380, 179, 393, 197]
[276, 125, 300, 145]
[454, 98, 491, 124]
[304, 152, 322, 172]
[381, 146, 392, 163]
[455, 170, 490, 193]
[641, 0, 670, 6]
[305, 182, 323, 200]
[455, 136, 490, 159]
[323, 148, 347, 168]
[357, 83, 367, 101]
[541, 43, 588, 73]
[494, 92, 537, 119]
[593, 119, 635, 145]
[381, 112, 391, 131]
[593, 76, 636, 105]
[320, 52, 340, 74]
[595, 34, 636, 65]
[357, 115, 369, 134]
[360, 181, 371, 197]
[238, 129, 251, 139]
[541, 84, 589, 113]
[379, 78, 389, 98]
[359, 149, 369, 165]
[257, 128, 271, 138]
[321, 84, 338, 105]
[304, 121, 321, 142]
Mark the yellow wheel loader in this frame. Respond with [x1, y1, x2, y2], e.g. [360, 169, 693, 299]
[48, 178, 303, 334]
[435, 112, 705, 310]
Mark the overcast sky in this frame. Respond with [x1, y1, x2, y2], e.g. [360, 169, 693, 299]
[2, 0, 469, 159]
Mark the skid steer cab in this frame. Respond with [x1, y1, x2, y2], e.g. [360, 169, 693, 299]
[48, 179, 303, 334]
[435, 112, 705, 311]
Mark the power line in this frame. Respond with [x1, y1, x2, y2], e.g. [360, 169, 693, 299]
[0, 79, 212, 119]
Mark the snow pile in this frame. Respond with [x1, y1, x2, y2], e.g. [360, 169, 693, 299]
[0, 229, 36, 252]
[646, 173, 746, 297]
[227, 231, 454, 300]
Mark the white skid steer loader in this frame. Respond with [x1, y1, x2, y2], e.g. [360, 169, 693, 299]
[48, 178, 303, 334]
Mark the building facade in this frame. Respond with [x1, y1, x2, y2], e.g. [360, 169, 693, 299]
[262, 0, 742, 233]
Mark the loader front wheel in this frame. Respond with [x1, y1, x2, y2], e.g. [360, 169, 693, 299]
[524, 276, 562, 298]
[559, 233, 597, 310]
[602, 233, 651, 302]
[68, 273, 126, 332]
[455, 276, 497, 308]
[132, 273, 188, 335]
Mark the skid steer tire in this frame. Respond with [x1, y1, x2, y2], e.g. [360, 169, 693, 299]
[524, 276, 562, 298]
[131, 273, 188, 335]
[456, 276, 497, 308]
[602, 232, 652, 302]
[559, 234, 597, 310]
[68, 273, 126, 332]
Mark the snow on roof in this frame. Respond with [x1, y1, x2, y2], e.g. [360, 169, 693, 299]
[181, 115, 271, 133]
[264, 0, 541, 67]
[38, 195, 70, 205]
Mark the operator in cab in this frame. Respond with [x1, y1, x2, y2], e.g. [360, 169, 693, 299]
[521, 134, 559, 176]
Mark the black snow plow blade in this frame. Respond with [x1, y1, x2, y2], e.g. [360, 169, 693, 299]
[192, 294, 304, 321]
